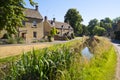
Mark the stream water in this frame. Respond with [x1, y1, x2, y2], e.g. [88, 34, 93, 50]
[81, 47, 93, 60]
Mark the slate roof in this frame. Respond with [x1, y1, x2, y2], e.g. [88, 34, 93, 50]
[49, 20, 73, 30]
[24, 9, 43, 19]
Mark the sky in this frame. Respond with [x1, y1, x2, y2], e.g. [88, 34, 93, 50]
[25, 0, 120, 25]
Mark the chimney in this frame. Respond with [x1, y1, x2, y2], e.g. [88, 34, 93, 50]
[53, 18, 55, 22]
[35, 5, 38, 11]
[44, 16, 47, 21]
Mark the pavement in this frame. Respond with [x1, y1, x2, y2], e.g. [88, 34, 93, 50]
[111, 39, 120, 80]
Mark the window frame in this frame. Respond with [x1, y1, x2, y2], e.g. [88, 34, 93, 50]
[32, 20, 37, 27]
[33, 32, 37, 38]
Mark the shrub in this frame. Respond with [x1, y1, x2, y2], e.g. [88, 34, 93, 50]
[7, 38, 17, 44]
[3, 47, 74, 80]
[16, 37, 25, 44]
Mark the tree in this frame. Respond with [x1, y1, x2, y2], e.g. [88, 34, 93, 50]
[64, 8, 83, 35]
[50, 27, 58, 37]
[112, 17, 120, 40]
[93, 26, 106, 36]
[87, 18, 99, 35]
[100, 17, 112, 30]
[81, 24, 89, 36]
[100, 17, 112, 36]
[113, 17, 120, 30]
[113, 17, 120, 24]
[0, 0, 36, 35]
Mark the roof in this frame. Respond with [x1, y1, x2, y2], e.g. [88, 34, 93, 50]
[49, 20, 73, 30]
[24, 9, 43, 19]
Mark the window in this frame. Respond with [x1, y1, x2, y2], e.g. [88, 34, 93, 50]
[22, 21, 25, 26]
[33, 21, 37, 27]
[33, 32, 37, 38]
[21, 33, 26, 39]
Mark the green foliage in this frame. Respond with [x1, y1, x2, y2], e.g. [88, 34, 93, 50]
[100, 17, 112, 36]
[47, 27, 58, 42]
[0, 0, 36, 35]
[80, 47, 117, 80]
[3, 46, 74, 80]
[2, 33, 11, 39]
[2, 37, 117, 80]
[64, 8, 83, 35]
[93, 26, 106, 36]
[50, 27, 58, 37]
[6, 37, 25, 44]
[113, 17, 120, 24]
[88, 18, 99, 35]
[81, 24, 89, 36]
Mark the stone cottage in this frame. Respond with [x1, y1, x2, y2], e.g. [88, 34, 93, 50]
[18, 6, 43, 43]
[0, 6, 74, 43]
[43, 16, 74, 40]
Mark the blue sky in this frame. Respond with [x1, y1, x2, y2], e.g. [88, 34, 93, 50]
[25, 0, 120, 25]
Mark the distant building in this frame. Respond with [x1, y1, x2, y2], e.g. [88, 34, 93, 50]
[43, 16, 74, 40]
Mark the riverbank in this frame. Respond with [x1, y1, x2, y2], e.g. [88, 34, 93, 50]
[0, 37, 117, 80]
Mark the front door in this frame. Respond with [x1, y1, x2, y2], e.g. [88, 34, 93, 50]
[21, 33, 26, 39]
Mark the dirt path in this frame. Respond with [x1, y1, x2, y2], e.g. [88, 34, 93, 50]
[0, 41, 67, 59]
[112, 40, 120, 80]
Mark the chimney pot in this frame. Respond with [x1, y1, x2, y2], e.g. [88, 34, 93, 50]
[44, 16, 47, 21]
[35, 5, 38, 11]
[53, 18, 55, 22]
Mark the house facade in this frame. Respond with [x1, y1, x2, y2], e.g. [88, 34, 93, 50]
[0, 6, 74, 43]
[43, 16, 74, 40]
[18, 6, 43, 43]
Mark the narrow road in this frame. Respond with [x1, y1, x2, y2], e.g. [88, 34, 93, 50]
[112, 40, 120, 80]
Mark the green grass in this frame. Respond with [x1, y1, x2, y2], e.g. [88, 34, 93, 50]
[0, 36, 117, 80]
[80, 46, 117, 80]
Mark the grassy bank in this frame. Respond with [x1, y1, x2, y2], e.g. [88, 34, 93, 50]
[60, 37, 117, 80]
[1, 37, 117, 80]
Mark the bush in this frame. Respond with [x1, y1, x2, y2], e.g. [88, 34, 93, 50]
[3, 46, 74, 80]
[16, 37, 25, 44]
[32, 39, 38, 43]
[1, 33, 10, 39]
[7, 38, 17, 44]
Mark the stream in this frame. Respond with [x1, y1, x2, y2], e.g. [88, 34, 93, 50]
[81, 47, 93, 60]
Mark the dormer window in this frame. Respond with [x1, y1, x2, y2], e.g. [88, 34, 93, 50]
[33, 20, 37, 27]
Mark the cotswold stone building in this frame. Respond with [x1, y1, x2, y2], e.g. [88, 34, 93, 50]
[18, 6, 43, 43]
[0, 6, 74, 43]
[43, 16, 74, 40]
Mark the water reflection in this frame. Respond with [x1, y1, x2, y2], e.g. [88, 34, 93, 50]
[81, 47, 93, 60]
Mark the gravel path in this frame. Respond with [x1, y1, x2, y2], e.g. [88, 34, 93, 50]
[112, 40, 120, 80]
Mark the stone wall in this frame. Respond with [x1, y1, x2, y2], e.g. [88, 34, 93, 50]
[19, 18, 44, 43]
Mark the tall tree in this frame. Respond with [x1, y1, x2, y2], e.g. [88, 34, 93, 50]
[0, 0, 36, 35]
[100, 17, 112, 31]
[92, 26, 106, 36]
[100, 17, 112, 36]
[64, 8, 83, 35]
[87, 18, 99, 35]
[81, 24, 89, 36]
[113, 17, 120, 30]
